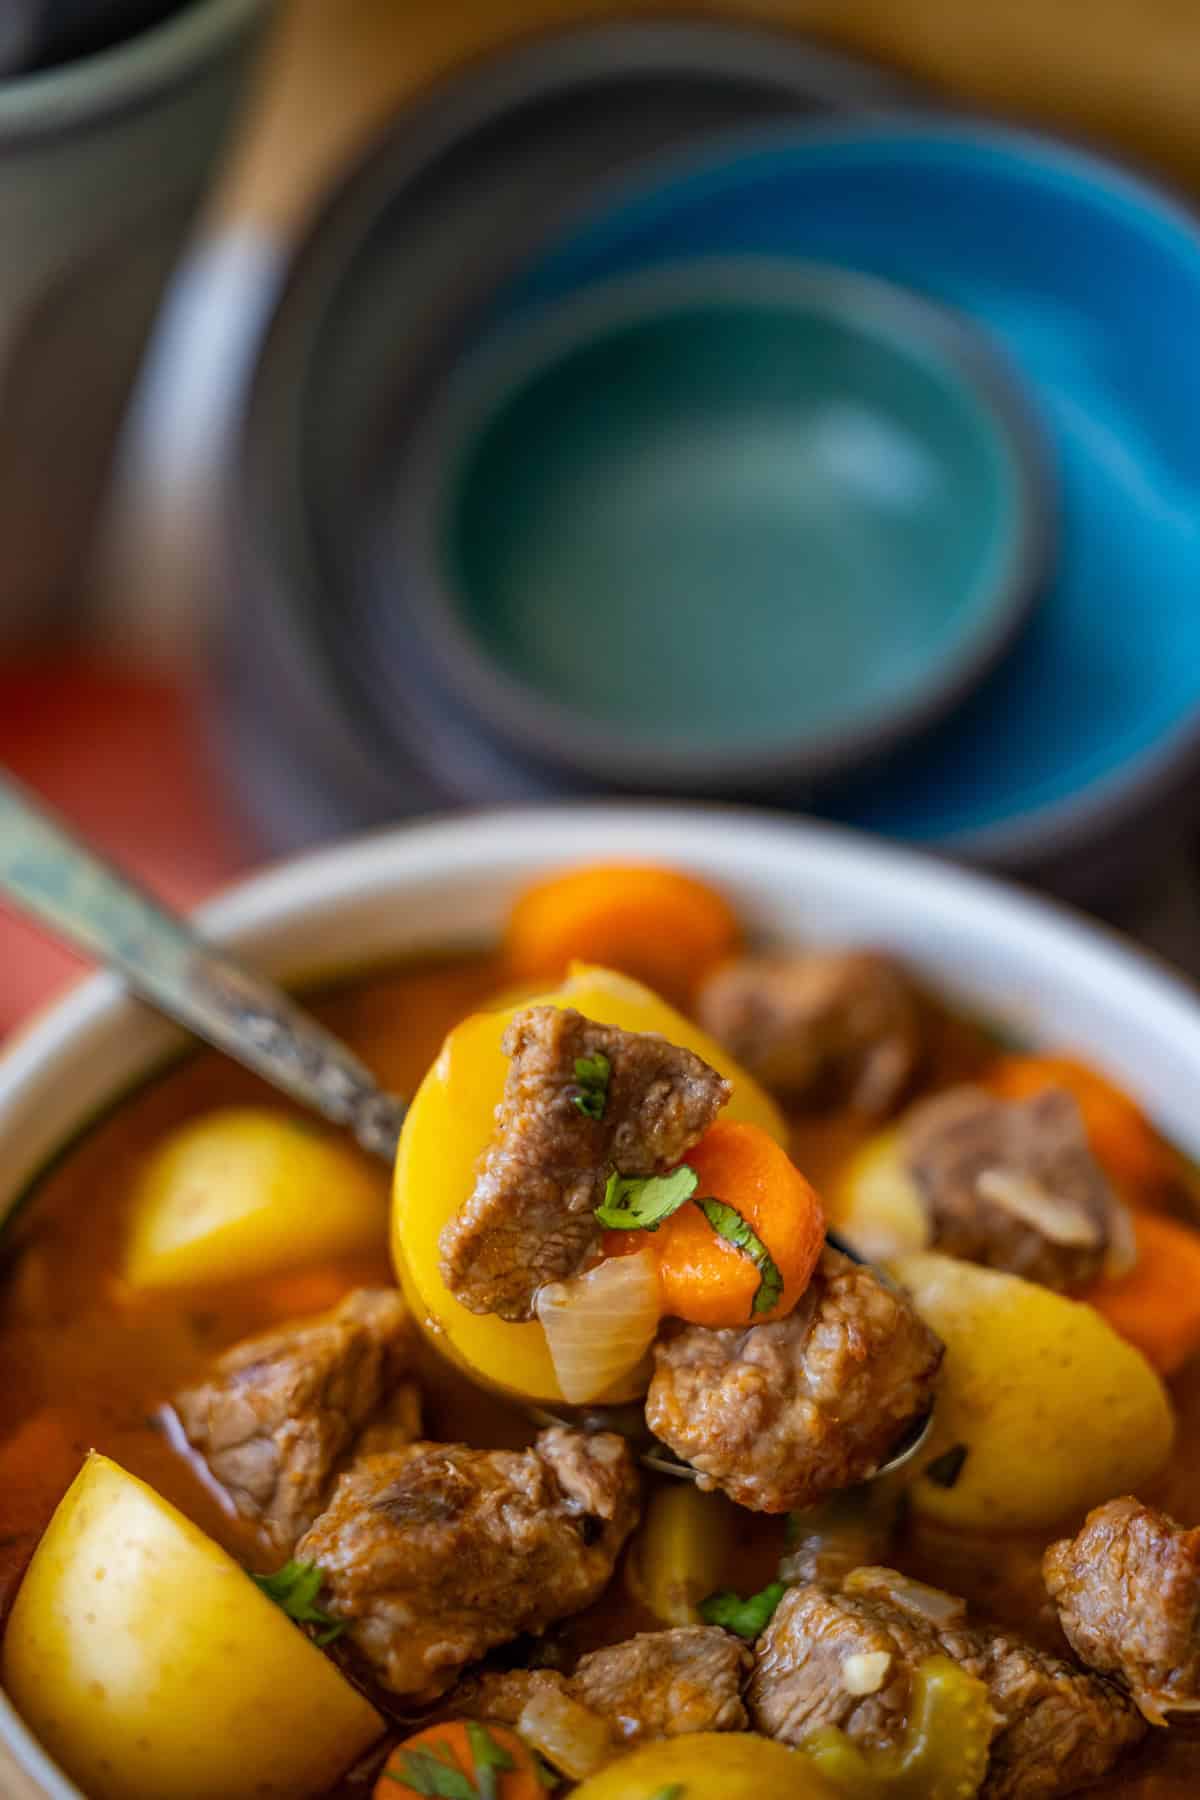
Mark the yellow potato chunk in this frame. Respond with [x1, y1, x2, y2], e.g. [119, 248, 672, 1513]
[571, 1732, 833, 1799]
[392, 964, 786, 1406]
[893, 1251, 1175, 1531]
[625, 1481, 734, 1626]
[124, 1106, 388, 1288]
[1, 1453, 382, 1800]
[829, 1127, 931, 1262]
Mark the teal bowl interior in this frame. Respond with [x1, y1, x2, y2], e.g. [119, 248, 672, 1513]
[429, 265, 1047, 781]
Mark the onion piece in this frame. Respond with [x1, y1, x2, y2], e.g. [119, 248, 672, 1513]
[845, 1566, 968, 1627]
[516, 1685, 614, 1779]
[1103, 1195, 1139, 1280]
[536, 1248, 661, 1405]
[975, 1167, 1103, 1248]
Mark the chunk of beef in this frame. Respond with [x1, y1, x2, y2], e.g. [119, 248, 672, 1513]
[295, 1426, 639, 1700]
[902, 1085, 1119, 1291]
[172, 1287, 417, 1555]
[1044, 1496, 1200, 1723]
[465, 1627, 750, 1746]
[440, 1006, 730, 1321]
[645, 1249, 942, 1512]
[750, 1570, 1146, 1799]
[696, 950, 922, 1114]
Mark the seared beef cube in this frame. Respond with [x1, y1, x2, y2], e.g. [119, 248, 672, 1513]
[571, 1626, 750, 1740]
[750, 1571, 1146, 1799]
[295, 1426, 639, 1700]
[645, 1249, 942, 1512]
[696, 950, 922, 1114]
[749, 1574, 963, 1751]
[440, 1006, 730, 1321]
[1044, 1496, 1200, 1722]
[466, 1627, 750, 1745]
[173, 1287, 417, 1555]
[902, 1085, 1118, 1291]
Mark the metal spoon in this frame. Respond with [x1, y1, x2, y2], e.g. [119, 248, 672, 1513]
[0, 771, 933, 1481]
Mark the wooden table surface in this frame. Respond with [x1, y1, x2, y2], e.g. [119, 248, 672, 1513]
[213, 0, 1200, 241]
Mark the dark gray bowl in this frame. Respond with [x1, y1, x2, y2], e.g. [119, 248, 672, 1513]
[219, 19, 918, 844]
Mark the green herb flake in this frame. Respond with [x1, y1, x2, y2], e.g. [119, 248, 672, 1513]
[572, 1052, 612, 1120]
[648, 1784, 687, 1799]
[699, 1579, 787, 1639]
[595, 1164, 698, 1231]
[924, 1443, 969, 1489]
[696, 1197, 783, 1316]
[251, 1559, 344, 1645]
[386, 1747, 478, 1798]
[466, 1721, 515, 1800]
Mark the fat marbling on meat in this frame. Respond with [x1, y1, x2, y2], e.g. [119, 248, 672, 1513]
[902, 1084, 1121, 1291]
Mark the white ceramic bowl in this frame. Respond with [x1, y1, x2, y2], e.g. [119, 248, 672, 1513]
[4, 804, 1200, 1796]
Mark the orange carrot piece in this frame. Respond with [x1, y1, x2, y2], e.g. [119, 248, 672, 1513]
[1087, 1210, 1200, 1375]
[503, 862, 740, 1002]
[988, 1053, 1170, 1200]
[375, 1720, 543, 1799]
[609, 1119, 825, 1329]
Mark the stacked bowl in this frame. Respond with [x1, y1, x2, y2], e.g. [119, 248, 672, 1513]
[220, 16, 1200, 910]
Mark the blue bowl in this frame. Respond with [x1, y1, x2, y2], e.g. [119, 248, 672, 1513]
[402, 258, 1048, 790]
[483, 119, 1200, 875]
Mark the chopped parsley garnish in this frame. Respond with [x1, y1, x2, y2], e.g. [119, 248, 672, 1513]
[696, 1197, 783, 1316]
[386, 1724, 519, 1798]
[251, 1559, 343, 1645]
[572, 1051, 612, 1119]
[699, 1579, 787, 1639]
[595, 1163, 698, 1230]
[466, 1722, 515, 1800]
[387, 1747, 478, 1798]
[925, 1443, 969, 1489]
[648, 1787, 686, 1800]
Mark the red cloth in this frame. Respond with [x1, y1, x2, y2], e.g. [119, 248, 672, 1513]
[0, 661, 256, 1037]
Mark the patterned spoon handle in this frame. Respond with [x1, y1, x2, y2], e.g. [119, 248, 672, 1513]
[0, 771, 406, 1161]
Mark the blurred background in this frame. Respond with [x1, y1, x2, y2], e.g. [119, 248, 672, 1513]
[3, 0, 1200, 1034]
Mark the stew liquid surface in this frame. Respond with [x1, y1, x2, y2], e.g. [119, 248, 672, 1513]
[1, 954, 1197, 1795]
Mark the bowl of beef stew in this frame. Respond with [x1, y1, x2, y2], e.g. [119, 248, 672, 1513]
[2, 805, 1200, 1799]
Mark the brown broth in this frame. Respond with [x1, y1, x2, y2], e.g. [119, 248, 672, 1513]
[1, 953, 1198, 1794]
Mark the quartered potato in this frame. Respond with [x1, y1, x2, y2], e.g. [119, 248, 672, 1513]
[893, 1252, 1175, 1530]
[1, 1453, 382, 1800]
[392, 964, 786, 1406]
[123, 1105, 389, 1288]
[570, 1732, 833, 1799]
[829, 1126, 930, 1262]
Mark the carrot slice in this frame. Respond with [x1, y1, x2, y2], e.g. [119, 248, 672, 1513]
[503, 862, 739, 1002]
[609, 1119, 824, 1329]
[375, 1719, 543, 1799]
[988, 1053, 1170, 1200]
[1087, 1210, 1200, 1375]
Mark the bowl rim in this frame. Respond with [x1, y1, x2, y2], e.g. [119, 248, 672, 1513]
[476, 111, 1200, 862]
[4, 800, 1200, 1799]
[0, 0, 264, 142]
[398, 254, 1052, 791]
